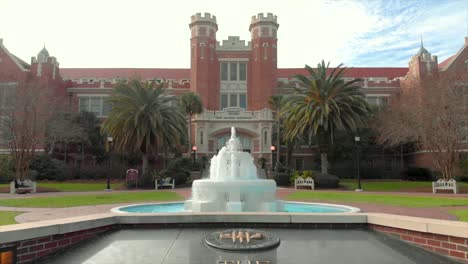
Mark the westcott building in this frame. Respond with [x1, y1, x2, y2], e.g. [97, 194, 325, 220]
[0, 13, 467, 174]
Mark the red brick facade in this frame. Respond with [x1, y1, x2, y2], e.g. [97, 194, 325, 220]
[369, 224, 468, 263]
[0, 16, 467, 170]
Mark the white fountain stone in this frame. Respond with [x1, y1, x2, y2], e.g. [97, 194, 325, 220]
[185, 127, 284, 212]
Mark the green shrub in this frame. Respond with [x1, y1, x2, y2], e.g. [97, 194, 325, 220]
[456, 175, 468, 182]
[289, 170, 316, 185]
[460, 158, 468, 177]
[302, 170, 315, 178]
[273, 172, 291, 187]
[29, 155, 67, 181]
[314, 173, 340, 188]
[402, 167, 433, 181]
[289, 171, 301, 185]
[163, 157, 194, 185]
[0, 155, 14, 183]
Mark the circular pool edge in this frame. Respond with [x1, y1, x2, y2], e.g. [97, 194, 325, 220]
[110, 201, 361, 214]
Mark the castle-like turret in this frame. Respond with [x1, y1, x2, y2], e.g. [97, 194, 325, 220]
[248, 13, 279, 110]
[31, 45, 60, 80]
[408, 38, 438, 79]
[189, 13, 219, 110]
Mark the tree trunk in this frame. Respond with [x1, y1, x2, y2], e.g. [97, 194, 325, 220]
[187, 114, 192, 155]
[142, 153, 149, 177]
[321, 152, 328, 174]
[286, 144, 293, 169]
[48, 137, 56, 155]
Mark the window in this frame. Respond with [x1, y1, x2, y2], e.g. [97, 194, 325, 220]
[0, 83, 16, 111]
[365, 96, 389, 106]
[200, 131, 204, 145]
[230, 94, 237, 107]
[220, 93, 247, 109]
[221, 63, 228, 81]
[79, 96, 111, 117]
[230, 63, 237, 81]
[239, 63, 247, 81]
[221, 94, 228, 109]
[239, 94, 247, 109]
[220, 62, 247, 81]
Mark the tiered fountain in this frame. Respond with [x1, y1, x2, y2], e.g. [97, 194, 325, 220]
[184, 127, 284, 212]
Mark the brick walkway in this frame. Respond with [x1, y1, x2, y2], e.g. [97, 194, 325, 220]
[0, 188, 466, 223]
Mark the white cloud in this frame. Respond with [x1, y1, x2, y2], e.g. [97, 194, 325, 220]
[1, 0, 466, 68]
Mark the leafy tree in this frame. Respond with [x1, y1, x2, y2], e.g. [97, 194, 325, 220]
[281, 61, 371, 174]
[102, 79, 186, 177]
[179, 92, 203, 153]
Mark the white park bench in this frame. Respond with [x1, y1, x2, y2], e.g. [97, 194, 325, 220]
[432, 179, 458, 194]
[295, 177, 315, 190]
[10, 179, 37, 194]
[155, 177, 175, 190]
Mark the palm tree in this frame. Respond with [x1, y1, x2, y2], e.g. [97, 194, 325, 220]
[179, 92, 204, 154]
[268, 95, 283, 173]
[102, 79, 186, 176]
[282, 61, 371, 174]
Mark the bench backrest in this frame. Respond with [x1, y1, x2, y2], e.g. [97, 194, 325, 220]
[163, 177, 174, 184]
[22, 179, 33, 186]
[296, 177, 314, 184]
[434, 179, 457, 187]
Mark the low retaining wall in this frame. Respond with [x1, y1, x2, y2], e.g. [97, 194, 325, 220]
[9, 225, 114, 263]
[0, 213, 466, 263]
[369, 224, 467, 262]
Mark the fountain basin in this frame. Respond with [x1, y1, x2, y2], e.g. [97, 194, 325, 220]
[111, 202, 360, 213]
[185, 179, 283, 212]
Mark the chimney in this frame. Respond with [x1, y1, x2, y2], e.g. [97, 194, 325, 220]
[465, 37, 468, 45]
[0, 38, 3, 45]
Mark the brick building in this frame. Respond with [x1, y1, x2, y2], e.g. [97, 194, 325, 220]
[0, 13, 467, 173]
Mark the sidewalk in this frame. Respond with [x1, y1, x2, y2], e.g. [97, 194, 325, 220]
[0, 188, 466, 223]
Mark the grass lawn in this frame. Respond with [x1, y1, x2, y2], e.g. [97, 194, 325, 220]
[0, 211, 21, 225]
[340, 180, 468, 192]
[286, 192, 468, 208]
[0, 191, 183, 208]
[450, 210, 468, 222]
[0, 182, 124, 192]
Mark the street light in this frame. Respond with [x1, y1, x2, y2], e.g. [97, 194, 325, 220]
[106, 136, 113, 191]
[354, 136, 363, 192]
[192, 145, 197, 166]
[270, 145, 276, 172]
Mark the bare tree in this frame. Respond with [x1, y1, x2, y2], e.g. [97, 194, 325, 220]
[0, 82, 57, 181]
[46, 112, 88, 162]
[374, 81, 467, 180]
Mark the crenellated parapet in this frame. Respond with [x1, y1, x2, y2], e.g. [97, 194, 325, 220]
[216, 36, 252, 51]
[250, 13, 278, 25]
[190, 12, 218, 37]
[191, 12, 217, 23]
[249, 13, 279, 38]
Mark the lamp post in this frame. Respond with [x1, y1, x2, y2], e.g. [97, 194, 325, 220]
[106, 136, 113, 191]
[270, 145, 276, 172]
[354, 136, 363, 192]
[192, 145, 197, 166]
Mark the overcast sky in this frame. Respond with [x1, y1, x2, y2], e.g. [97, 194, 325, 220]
[2, 0, 467, 68]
